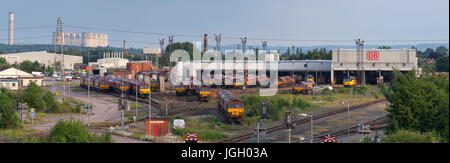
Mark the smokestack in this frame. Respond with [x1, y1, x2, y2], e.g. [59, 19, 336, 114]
[203, 34, 208, 53]
[8, 12, 14, 45]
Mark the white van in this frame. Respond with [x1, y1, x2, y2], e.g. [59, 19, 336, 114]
[173, 119, 185, 129]
[32, 71, 44, 77]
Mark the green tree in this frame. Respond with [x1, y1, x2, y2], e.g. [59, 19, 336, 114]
[436, 55, 449, 72]
[0, 57, 8, 67]
[43, 90, 61, 113]
[48, 119, 114, 143]
[382, 129, 438, 143]
[436, 46, 448, 56]
[0, 88, 22, 129]
[22, 83, 46, 112]
[384, 71, 449, 142]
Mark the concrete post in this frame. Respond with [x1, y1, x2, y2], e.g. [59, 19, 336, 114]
[330, 69, 334, 85]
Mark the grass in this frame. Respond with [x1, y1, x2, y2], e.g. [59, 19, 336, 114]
[0, 128, 37, 140]
[169, 116, 237, 142]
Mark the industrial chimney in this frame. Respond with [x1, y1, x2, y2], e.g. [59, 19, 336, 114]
[8, 12, 14, 45]
[203, 34, 208, 53]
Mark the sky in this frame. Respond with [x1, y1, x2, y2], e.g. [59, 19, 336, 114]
[0, 0, 448, 48]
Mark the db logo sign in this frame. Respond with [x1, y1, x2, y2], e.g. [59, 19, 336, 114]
[367, 51, 380, 60]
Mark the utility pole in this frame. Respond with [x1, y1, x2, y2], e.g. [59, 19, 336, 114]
[87, 52, 91, 127]
[214, 34, 222, 53]
[203, 34, 208, 53]
[159, 38, 164, 69]
[310, 115, 313, 143]
[148, 89, 152, 137]
[135, 64, 138, 127]
[165, 97, 168, 117]
[355, 39, 365, 85]
[54, 17, 65, 100]
[168, 35, 174, 67]
[240, 37, 247, 54]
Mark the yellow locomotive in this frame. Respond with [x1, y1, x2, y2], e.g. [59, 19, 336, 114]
[305, 74, 314, 82]
[150, 79, 160, 92]
[175, 84, 187, 96]
[343, 76, 357, 88]
[218, 90, 244, 124]
[195, 85, 212, 102]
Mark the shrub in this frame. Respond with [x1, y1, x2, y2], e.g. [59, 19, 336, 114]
[355, 85, 372, 95]
[48, 119, 114, 143]
[241, 95, 312, 121]
[382, 129, 438, 143]
[0, 90, 22, 129]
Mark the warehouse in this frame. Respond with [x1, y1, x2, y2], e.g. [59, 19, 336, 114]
[174, 48, 418, 85]
[0, 66, 43, 90]
[331, 48, 419, 84]
[0, 51, 83, 70]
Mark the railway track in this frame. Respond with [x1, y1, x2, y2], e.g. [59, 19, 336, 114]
[216, 98, 388, 143]
[309, 116, 388, 143]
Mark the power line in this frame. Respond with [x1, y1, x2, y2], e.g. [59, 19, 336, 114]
[0, 25, 54, 31]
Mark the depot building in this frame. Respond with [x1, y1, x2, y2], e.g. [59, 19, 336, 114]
[174, 48, 419, 85]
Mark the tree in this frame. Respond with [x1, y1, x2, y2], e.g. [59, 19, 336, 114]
[436, 46, 448, 56]
[22, 82, 46, 112]
[48, 119, 114, 143]
[0, 57, 8, 67]
[379, 45, 391, 49]
[382, 130, 437, 143]
[436, 55, 449, 72]
[428, 52, 445, 60]
[384, 71, 449, 142]
[0, 88, 22, 129]
[43, 90, 61, 113]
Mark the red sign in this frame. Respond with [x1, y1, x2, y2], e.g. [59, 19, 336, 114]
[185, 132, 199, 143]
[85, 66, 94, 71]
[367, 51, 380, 60]
[322, 135, 337, 143]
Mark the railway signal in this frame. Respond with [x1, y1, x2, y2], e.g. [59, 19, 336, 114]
[322, 134, 337, 143]
[185, 132, 199, 143]
[284, 108, 296, 143]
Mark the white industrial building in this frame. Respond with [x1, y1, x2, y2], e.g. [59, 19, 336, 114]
[52, 32, 108, 48]
[173, 48, 419, 85]
[88, 52, 129, 69]
[331, 48, 419, 84]
[0, 66, 43, 90]
[0, 51, 83, 70]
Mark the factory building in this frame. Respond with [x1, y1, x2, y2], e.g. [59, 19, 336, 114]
[331, 48, 419, 84]
[0, 66, 44, 90]
[143, 47, 162, 68]
[0, 51, 83, 70]
[174, 48, 419, 85]
[52, 32, 108, 47]
[88, 52, 129, 69]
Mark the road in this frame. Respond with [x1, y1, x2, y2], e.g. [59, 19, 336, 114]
[25, 78, 151, 143]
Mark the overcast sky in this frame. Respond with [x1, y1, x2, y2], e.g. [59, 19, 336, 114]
[0, 0, 448, 48]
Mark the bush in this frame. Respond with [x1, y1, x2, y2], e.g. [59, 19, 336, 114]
[354, 85, 372, 95]
[22, 83, 46, 112]
[241, 94, 312, 121]
[322, 88, 332, 96]
[0, 89, 22, 129]
[48, 119, 114, 143]
[43, 90, 61, 113]
[336, 87, 351, 94]
[382, 130, 438, 143]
